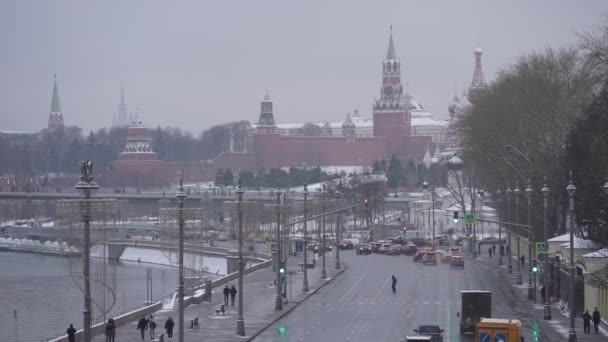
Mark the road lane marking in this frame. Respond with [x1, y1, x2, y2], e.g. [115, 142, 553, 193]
[373, 277, 389, 304]
[337, 273, 367, 304]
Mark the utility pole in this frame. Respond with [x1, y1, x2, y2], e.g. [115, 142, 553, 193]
[302, 184, 309, 292]
[176, 179, 187, 342]
[274, 186, 282, 311]
[506, 185, 513, 273]
[335, 188, 342, 270]
[496, 188, 503, 266]
[566, 173, 577, 342]
[526, 181, 534, 300]
[514, 183, 523, 285]
[542, 179, 552, 320]
[236, 180, 245, 336]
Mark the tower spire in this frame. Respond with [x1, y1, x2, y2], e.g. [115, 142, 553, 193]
[386, 25, 396, 60]
[50, 74, 61, 114]
[117, 82, 128, 126]
[470, 45, 487, 89]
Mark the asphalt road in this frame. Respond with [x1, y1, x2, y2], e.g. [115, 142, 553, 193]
[253, 249, 537, 342]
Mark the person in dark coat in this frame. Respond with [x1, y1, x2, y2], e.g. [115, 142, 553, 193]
[593, 307, 601, 333]
[149, 314, 157, 340]
[583, 310, 592, 334]
[230, 285, 237, 306]
[488, 247, 493, 258]
[137, 316, 148, 340]
[66, 324, 76, 342]
[223, 285, 230, 306]
[540, 285, 546, 304]
[105, 318, 116, 342]
[520, 254, 525, 267]
[165, 316, 174, 338]
[391, 275, 397, 293]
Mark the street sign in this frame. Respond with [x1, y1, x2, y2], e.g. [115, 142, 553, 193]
[535, 242, 547, 254]
[537, 253, 546, 262]
[269, 242, 279, 254]
[465, 213, 476, 224]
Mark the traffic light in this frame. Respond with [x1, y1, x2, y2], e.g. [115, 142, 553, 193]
[402, 225, 407, 232]
[532, 259, 538, 272]
[453, 211, 459, 223]
[279, 262, 285, 275]
[277, 326, 287, 334]
[364, 198, 369, 207]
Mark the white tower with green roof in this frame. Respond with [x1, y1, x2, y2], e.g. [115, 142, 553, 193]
[48, 74, 64, 131]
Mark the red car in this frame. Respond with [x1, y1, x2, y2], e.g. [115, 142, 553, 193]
[413, 251, 425, 262]
[403, 244, 418, 256]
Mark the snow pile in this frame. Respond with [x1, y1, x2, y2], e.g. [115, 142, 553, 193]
[119, 247, 227, 275]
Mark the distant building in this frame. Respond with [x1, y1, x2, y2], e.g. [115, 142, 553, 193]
[112, 83, 130, 127]
[48, 74, 64, 131]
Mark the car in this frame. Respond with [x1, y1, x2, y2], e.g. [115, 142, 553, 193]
[338, 239, 354, 250]
[391, 236, 406, 245]
[450, 255, 464, 268]
[422, 252, 438, 265]
[372, 241, 384, 253]
[387, 244, 403, 255]
[414, 325, 444, 342]
[402, 336, 432, 342]
[413, 251, 425, 262]
[380, 243, 392, 254]
[403, 244, 418, 256]
[356, 243, 372, 255]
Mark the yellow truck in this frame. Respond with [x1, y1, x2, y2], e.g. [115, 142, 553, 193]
[476, 318, 523, 342]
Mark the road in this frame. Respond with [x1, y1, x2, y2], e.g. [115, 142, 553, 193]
[253, 249, 537, 342]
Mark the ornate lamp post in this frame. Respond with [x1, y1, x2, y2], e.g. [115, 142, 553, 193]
[541, 178, 552, 320]
[321, 184, 327, 280]
[235, 181, 245, 336]
[302, 184, 309, 292]
[175, 180, 187, 342]
[514, 183, 523, 285]
[74, 161, 99, 342]
[526, 181, 534, 300]
[496, 188, 503, 266]
[506, 185, 513, 273]
[566, 173, 577, 342]
[274, 186, 283, 311]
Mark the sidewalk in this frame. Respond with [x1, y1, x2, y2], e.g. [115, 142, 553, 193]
[472, 249, 608, 341]
[103, 251, 345, 342]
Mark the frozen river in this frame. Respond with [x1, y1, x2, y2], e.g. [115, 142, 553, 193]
[0, 251, 221, 342]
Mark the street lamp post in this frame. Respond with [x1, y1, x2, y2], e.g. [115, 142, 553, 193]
[275, 186, 282, 311]
[542, 179, 552, 320]
[526, 181, 534, 300]
[506, 185, 513, 273]
[236, 181, 245, 336]
[514, 183, 523, 285]
[566, 173, 578, 342]
[321, 184, 327, 280]
[74, 161, 99, 342]
[302, 184, 309, 292]
[496, 188, 503, 266]
[175, 179, 187, 342]
[335, 188, 342, 270]
[431, 186, 436, 245]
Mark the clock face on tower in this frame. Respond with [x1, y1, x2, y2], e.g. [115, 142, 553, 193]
[383, 85, 394, 97]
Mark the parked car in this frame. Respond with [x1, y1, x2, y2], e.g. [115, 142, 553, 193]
[450, 256, 464, 268]
[387, 244, 403, 255]
[339, 239, 354, 250]
[372, 241, 384, 253]
[414, 325, 444, 342]
[403, 244, 418, 256]
[413, 251, 425, 262]
[356, 243, 372, 255]
[380, 243, 392, 254]
[422, 252, 438, 265]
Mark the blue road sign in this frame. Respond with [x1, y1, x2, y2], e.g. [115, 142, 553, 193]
[479, 332, 491, 342]
[537, 253, 546, 262]
[465, 213, 476, 224]
[535, 242, 547, 254]
[269, 242, 279, 254]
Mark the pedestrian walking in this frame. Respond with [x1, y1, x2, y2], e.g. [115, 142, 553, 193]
[520, 254, 525, 268]
[223, 285, 230, 306]
[66, 324, 76, 342]
[149, 315, 156, 340]
[488, 247, 493, 259]
[506, 244, 510, 256]
[165, 316, 174, 338]
[137, 316, 148, 340]
[593, 307, 601, 334]
[492, 244, 496, 255]
[105, 318, 116, 342]
[391, 275, 397, 294]
[540, 285, 546, 304]
[583, 310, 592, 334]
[230, 285, 237, 306]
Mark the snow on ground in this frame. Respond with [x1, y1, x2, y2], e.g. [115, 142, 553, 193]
[119, 246, 227, 275]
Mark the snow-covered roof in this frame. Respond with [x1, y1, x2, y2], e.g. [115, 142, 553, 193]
[548, 233, 571, 242]
[411, 117, 449, 127]
[583, 248, 608, 258]
[559, 237, 599, 250]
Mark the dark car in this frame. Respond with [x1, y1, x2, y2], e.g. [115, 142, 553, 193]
[450, 255, 464, 268]
[403, 244, 418, 256]
[356, 243, 372, 255]
[339, 240, 354, 250]
[414, 325, 444, 342]
[387, 244, 403, 255]
[413, 251, 425, 262]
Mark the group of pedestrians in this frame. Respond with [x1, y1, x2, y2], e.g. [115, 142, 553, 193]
[66, 315, 175, 342]
[582, 307, 602, 334]
[136, 315, 158, 340]
[223, 284, 238, 306]
[487, 244, 497, 258]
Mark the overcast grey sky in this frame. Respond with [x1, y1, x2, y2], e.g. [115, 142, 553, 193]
[1, 0, 607, 133]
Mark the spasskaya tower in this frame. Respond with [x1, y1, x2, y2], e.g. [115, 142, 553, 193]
[372, 27, 410, 156]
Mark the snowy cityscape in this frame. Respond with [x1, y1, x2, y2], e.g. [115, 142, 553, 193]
[2, 2, 608, 342]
